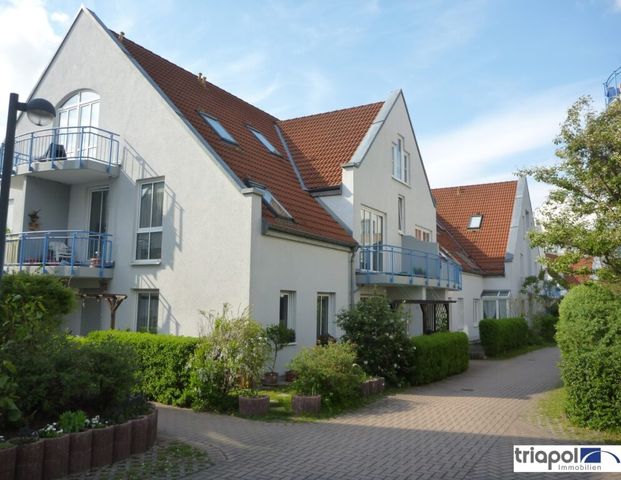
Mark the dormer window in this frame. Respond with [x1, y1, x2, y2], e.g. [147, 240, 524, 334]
[249, 128, 280, 155]
[468, 214, 483, 229]
[246, 180, 292, 220]
[392, 136, 410, 184]
[200, 112, 237, 144]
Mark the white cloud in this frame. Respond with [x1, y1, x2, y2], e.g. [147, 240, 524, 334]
[0, 0, 64, 132]
[614, 0, 621, 11]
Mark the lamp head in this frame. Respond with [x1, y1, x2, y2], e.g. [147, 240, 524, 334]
[26, 98, 56, 126]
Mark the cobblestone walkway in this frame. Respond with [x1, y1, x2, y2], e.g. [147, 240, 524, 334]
[158, 347, 620, 479]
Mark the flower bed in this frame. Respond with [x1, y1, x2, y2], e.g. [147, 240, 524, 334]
[0, 408, 158, 480]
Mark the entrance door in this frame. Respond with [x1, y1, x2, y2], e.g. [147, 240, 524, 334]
[88, 189, 108, 258]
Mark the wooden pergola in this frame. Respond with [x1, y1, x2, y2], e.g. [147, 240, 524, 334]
[391, 299, 456, 334]
[80, 292, 127, 329]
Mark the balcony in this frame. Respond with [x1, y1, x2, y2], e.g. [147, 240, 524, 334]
[605, 66, 621, 105]
[357, 244, 462, 290]
[1, 126, 120, 183]
[4, 230, 114, 278]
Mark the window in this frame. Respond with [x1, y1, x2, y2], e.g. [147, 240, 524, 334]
[473, 298, 481, 326]
[481, 290, 510, 319]
[136, 180, 164, 260]
[57, 90, 100, 158]
[316, 293, 334, 339]
[279, 291, 296, 341]
[415, 226, 431, 242]
[137, 291, 159, 333]
[360, 207, 384, 271]
[246, 180, 293, 220]
[397, 195, 405, 233]
[392, 137, 410, 184]
[199, 112, 237, 144]
[249, 128, 280, 155]
[468, 214, 483, 229]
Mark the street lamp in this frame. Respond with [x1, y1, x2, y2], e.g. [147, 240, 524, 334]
[0, 93, 56, 280]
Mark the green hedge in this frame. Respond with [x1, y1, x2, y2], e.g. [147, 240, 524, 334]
[85, 331, 199, 406]
[411, 332, 469, 385]
[532, 314, 559, 343]
[479, 317, 529, 356]
[557, 284, 621, 430]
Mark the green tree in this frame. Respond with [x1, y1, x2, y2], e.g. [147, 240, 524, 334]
[520, 97, 621, 284]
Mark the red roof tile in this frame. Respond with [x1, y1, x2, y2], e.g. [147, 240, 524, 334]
[432, 181, 518, 276]
[279, 103, 383, 190]
[437, 219, 482, 275]
[117, 34, 356, 247]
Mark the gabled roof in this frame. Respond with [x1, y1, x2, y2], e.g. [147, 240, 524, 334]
[432, 181, 518, 276]
[278, 103, 384, 190]
[436, 219, 482, 275]
[115, 33, 356, 247]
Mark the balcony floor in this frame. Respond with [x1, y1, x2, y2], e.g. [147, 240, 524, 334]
[14, 158, 120, 184]
[6, 264, 113, 279]
[356, 271, 460, 290]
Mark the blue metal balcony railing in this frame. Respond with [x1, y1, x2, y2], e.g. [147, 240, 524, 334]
[604, 67, 621, 106]
[1, 126, 120, 172]
[358, 244, 462, 289]
[4, 230, 113, 278]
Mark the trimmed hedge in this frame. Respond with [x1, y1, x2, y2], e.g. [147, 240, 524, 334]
[557, 284, 621, 430]
[411, 332, 469, 385]
[532, 314, 559, 343]
[85, 331, 199, 406]
[479, 317, 529, 356]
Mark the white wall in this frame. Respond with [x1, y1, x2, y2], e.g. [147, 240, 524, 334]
[15, 10, 255, 336]
[448, 272, 484, 340]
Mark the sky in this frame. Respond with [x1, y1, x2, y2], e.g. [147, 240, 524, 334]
[0, 0, 618, 215]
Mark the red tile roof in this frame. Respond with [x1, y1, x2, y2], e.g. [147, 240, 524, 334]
[546, 253, 594, 285]
[279, 103, 383, 189]
[437, 219, 482, 275]
[432, 181, 518, 276]
[117, 34, 356, 247]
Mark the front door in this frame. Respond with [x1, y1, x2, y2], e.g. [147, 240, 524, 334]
[88, 189, 108, 259]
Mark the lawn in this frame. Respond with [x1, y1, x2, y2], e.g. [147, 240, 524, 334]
[237, 386, 385, 422]
[537, 387, 621, 444]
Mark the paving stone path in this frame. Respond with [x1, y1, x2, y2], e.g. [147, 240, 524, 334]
[158, 347, 620, 479]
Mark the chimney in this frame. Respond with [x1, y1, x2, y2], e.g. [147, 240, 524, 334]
[197, 73, 207, 89]
[118, 31, 125, 43]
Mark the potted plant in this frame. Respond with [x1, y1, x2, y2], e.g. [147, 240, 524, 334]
[39, 422, 69, 480]
[238, 389, 270, 416]
[10, 432, 44, 480]
[0, 436, 17, 480]
[264, 324, 295, 385]
[59, 410, 93, 475]
[27, 210, 40, 231]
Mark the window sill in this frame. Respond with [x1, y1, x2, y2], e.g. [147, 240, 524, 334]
[131, 259, 162, 266]
[391, 176, 411, 188]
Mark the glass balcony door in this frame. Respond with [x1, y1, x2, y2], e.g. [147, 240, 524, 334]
[57, 91, 100, 159]
[88, 188, 108, 259]
[360, 208, 384, 271]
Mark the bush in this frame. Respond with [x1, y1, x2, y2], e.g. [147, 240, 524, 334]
[411, 332, 469, 385]
[189, 306, 270, 412]
[557, 284, 621, 430]
[479, 317, 529, 356]
[85, 330, 199, 406]
[0, 273, 75, 346]
[337, 296, 414, 386]
[288, 342, 365, 410]
[532, 314, 558, 343]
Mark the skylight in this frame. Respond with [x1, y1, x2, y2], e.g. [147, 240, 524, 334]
[246, 180, 293, 220]
[249, 128, 280, 155]
[200, 112, 237, 144]
[468, 214, 483, 229]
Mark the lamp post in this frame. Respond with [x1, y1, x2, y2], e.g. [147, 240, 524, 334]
[0, 93, 56, 280]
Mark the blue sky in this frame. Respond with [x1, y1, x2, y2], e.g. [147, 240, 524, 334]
[0, 0, 618, 212]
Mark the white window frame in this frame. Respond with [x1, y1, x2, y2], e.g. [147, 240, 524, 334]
[316, 292, 335, 339]
[249, 128, 280, 155]
[136, 290, 159, 333]
[392, 136, 410, 185]
[397, 195, 405, 234]
[415, 226, 431, 242]
[135, 179, 165, 263]
[481, 291, 510, 319]
[473, 298, 481, 326]
[360, 206, 385, 272]
[468, 214, 483, 229]
[279, 290, 296, 343]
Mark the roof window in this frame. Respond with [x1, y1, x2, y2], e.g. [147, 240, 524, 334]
[249, 128, 280, 155]
[468, 214, 483, 229]
[200, 112, 237, 144]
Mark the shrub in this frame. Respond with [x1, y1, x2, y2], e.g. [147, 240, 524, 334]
[337, 296, 414, 386]
[479, 317, 529, 356]
[0, 360, 20, 429]
[265, 324, 295, 372]
[189, 306, 270, 412]
[288, 342, 365, 410]
[411, 332, 469, 385]
[557, 284, 621, 430]
[85, 330, 198, 406]
[0, 273, 75, 346]
[59, 410, 87, 433]
[532, 314, 558, 343]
